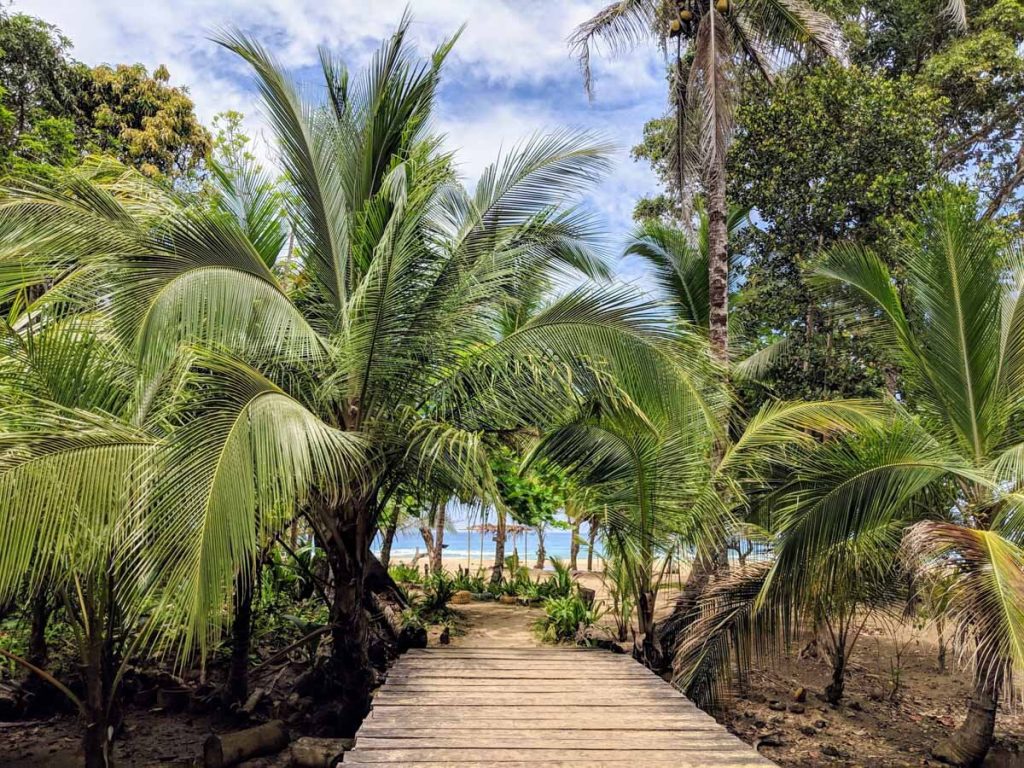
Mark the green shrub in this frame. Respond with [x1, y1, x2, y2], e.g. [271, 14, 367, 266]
[537, 557, 574, 599]
[389, 562, 422, 585]
[451, 566, 487, 593]
[421, 570, 455, 614]
[535, 593, 602, 644]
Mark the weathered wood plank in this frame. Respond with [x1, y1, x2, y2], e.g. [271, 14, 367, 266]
[343, 748, 772, 765]
[369, 703, 712, 718]
[372, 692, 687, 706]
[381, 679, 676, 692]
[361, 715, 720, 730]
[344, 765, 770, 768]
[354, 733, 750, 750]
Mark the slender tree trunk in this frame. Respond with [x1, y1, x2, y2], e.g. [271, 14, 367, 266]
[534, 527, 546, 570]
[80, 586, 116, 768]
[932, 665, 1002, 766]
[937, 617, 947, 674]
[320, 502, 372, 735]
[379, 517, 398, 569]
[707, 159, 729, 364]
[419, 525, 435, 568]
[570, 517, 580, 571]
[490, 510, 507, 586]
[636, 589, 658, 663]
[587, 521, 597, 572]
[228, 567, 255, 704]
[82, 634, 113, 768]
[431, 502, 446, 575]
[824, 645, 847, 705]
[28, 591, 49, 669]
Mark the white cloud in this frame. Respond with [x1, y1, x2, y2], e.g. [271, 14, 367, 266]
[15, 0, 668, 265]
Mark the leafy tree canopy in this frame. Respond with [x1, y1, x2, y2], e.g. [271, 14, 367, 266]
[0, 10, 210, 181]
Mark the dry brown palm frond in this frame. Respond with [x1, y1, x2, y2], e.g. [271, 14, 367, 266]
[568, 0, 660, 98]
[685, 11, 736, 184]
[942, 0, 968, 32]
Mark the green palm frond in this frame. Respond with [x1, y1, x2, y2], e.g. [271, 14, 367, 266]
[128, 351, 366, 660]
[216, 30, 349, 314]
[905, 522, 1024, 679]
[208, 157, 288, 269]
[817, 192, 1013, 464]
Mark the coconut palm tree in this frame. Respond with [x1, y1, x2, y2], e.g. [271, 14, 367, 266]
[0, 16, 707, 732]
[814, 190, 1024, 765]
[531, 317, 882, 664]
[571, 0, 843, 363]
[677, 190, 1024, 766]
[0, 318, 154, 767]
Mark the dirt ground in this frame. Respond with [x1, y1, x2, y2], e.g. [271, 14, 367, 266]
[3, 568, 1023, 766]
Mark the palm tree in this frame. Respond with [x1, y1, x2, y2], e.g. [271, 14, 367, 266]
[0, 16, 704, 732]
[571, 0, 843, 363]
[814, 190, 1024, 765]
[532, 319, 881, 664]
[676, 190, 1024, 766]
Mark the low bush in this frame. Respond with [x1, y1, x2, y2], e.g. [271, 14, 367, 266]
[388, 562, 422, 585]
[534, 593, 603, 644]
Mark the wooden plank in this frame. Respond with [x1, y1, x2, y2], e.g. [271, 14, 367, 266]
[354, 733, 750, 750]
[380, 684, 675, 696]
[400, 650, 608, 659]
[371, 696, 685, 709]
[387, 668, 646, 678]
[343, 748, 772, 765]
[359, 722, 728, 735]
[361, 715, 720, 731]
[368, 708, 712, 724]
[389, 663, 638, 671]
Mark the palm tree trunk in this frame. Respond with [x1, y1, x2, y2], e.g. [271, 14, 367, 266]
[82, 632, 113, 768]
[587, 521, 597, 572]
[431, 502, 446, 575]
[228, 567, 254, 704]
[570, 516, 580, 571]
[707, 159, 729, 363]
[379, 517, 398, 568]
[824, 645, 847, 705]
[28, 591, 49, 669]
[534, 526, 546, 570]
[490, 509, 507, 585]
[320, 502, 373, 735]
[932, 665, 1002, 766]
[80, 588, 116, 768]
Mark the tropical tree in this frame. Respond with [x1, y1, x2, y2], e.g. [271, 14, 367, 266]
[0, 15, 707, 734]
[0, 316, 174, 766]
[676, 190, 1024, 766]
[814, 190, 1024, 765]
[571, 0, 843, 363]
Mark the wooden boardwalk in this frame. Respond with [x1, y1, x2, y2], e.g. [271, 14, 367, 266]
[345, 646, 775, 767]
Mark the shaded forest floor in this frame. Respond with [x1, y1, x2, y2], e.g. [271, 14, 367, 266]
[3, 574, 1024, 766]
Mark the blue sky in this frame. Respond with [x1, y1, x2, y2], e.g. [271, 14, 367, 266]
[20, 0, 670, 282]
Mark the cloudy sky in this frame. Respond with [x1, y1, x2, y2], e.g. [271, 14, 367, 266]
[19, 0, 670, 281]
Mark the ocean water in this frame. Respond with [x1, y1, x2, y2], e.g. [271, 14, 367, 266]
[373, 524, 602, 569]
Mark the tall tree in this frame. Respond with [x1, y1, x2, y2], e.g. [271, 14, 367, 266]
[571, 0, 843, 363]
[0, 10, 210, 181]
[0, 16, 704, 733]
